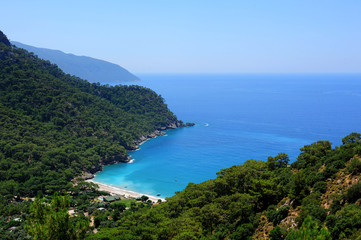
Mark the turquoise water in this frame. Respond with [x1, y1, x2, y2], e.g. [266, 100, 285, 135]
[94, 74, 361, 197]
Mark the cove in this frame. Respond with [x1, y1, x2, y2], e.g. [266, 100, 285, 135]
[94, 74, 361, 197]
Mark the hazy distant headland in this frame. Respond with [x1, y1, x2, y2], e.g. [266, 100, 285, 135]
[11, 41, 139, 84]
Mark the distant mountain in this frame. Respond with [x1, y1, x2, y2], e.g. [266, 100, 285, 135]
[11, 41, 139, 84]
[1, 30, 178, 198]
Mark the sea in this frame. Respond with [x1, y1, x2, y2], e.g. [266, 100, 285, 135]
[93, 74, 361, 198]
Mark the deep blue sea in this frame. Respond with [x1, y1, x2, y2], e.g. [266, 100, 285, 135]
[94, 74, 361, 198]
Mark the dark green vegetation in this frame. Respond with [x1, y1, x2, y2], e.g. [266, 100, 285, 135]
[2, 30, 361, 239]
[11, 41, 139, 84]
[87, 134, 361, 240]
[0, 30, 180, 238]
[24, 190, 157, 240]
[26, 193, 89, 240]
[0, 31, 177, 196]
[1, 180, 111, 240]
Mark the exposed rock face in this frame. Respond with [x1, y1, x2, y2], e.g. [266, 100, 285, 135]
[81, 172, 95, 180]
[87, 153, 131, 175]
[167, 123, 178, 129]
[130, 121, 195, 149]
[103, 154, 129, 165]
[165, 120, 195, 129]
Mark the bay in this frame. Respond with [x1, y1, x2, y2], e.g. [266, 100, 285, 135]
[94, 74, 361, 197]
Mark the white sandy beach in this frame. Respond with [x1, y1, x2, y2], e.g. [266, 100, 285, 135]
[86, 179, 165, 202]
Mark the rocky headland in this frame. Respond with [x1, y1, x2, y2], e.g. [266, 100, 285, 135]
[131, 121, 195, 147]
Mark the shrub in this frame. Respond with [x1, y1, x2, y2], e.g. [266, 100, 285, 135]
[298, 204, 327, 226]
[267, 205, 290, 226]
[287, 216, 331, 240]
[321, 166, 338, 179]
[331, 160, 345, 170]
[326, 204, 361, 239]
[347, 158, 361, 175]
[229, 223, 254, 240]
[269, 226, 285, 240]
[313, 181, 327, 194]
[344, 182, 361, 203]
[330, 199, 342, 214]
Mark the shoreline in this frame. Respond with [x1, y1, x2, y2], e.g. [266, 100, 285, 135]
[86, 179, 166, 202]
[82, 121, 194, 175]
[82, 121, 195, 202]
[131, 121, 195, 150]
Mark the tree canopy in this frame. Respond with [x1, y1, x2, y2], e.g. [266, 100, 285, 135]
[2, 30, 361, 239]
[0, 32, 178, 199]
[89, 133, 361, 239]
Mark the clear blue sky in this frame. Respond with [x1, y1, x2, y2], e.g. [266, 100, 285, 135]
[1, 0, 361, 73]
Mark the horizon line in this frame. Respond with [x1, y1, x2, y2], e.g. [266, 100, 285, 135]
[134, 72, 361, 75]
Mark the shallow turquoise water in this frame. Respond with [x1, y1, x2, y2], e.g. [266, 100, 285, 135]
[94, 74, 361, 197]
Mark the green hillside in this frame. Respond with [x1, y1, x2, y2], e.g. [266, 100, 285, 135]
[0, 30, 178, 199]
[2, 29, 361, 239]
[88, 134, 361, 240]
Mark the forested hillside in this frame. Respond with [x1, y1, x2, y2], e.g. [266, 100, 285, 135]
[0, 30, 178, 199]
[88, 133, 361, 240]
[2, 29, 361, 240]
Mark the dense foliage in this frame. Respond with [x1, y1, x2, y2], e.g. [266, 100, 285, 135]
[26, 193, 89, 240]
[2, 30, 361, 239]
[0, 30, 178, 232]
[88, 133, 361, 240]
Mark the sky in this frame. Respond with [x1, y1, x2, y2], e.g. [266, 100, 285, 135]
[1, 0, 361, 74]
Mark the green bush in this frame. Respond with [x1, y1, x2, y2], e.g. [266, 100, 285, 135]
[267, 205, 290, 226]
[330, 199, 342, 214]
[344, 182, 361, 203]
[229, 223, 254, 240]
[269, 226, 285, 240]
[347, 158, 361, 175]
[321, 166, 338, 179]
[326, 204, 361, 239]
[331, 160, 345, 170]
[298, 204, 327, 226]
[313, 181, 327, 194]
[286, 216, 331, 240]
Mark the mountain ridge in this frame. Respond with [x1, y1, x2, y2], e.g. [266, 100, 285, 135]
[11, 41, 139, 84]
[0, 30, 179, 199]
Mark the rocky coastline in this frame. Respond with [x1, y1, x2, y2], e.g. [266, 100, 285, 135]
[82, 120, 194, 179]
[130, 120, 195, 149]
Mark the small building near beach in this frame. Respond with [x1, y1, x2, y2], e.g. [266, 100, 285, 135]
[103, 195, 121, 202]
